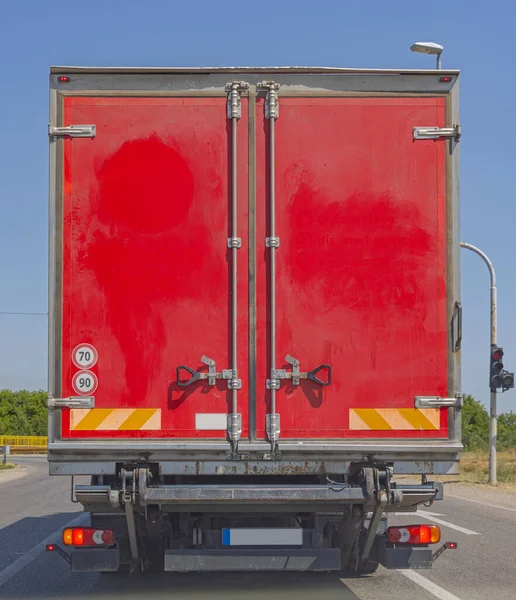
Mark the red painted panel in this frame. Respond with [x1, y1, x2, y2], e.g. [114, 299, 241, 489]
[61, 97, 248, 438]
[255, 97, 448, 439]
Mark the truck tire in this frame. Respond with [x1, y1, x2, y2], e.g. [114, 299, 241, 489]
[356, 560, 380, 575]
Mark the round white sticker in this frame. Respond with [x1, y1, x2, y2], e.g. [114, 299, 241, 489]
[72, 370, 98, 395]
[72, 344, 98, 369]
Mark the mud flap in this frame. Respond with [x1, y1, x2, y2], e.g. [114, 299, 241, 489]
[71, 547, 121, 572]
[376, 541, 433, 569]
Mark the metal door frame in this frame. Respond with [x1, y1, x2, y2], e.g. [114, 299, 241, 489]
[48, 68, 460, 464]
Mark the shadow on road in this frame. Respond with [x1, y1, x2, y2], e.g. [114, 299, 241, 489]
[0, 513, 364, 600]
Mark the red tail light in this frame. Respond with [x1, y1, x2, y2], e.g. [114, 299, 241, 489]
[387, 525, 440, 545]
[62, 527, 115, 547]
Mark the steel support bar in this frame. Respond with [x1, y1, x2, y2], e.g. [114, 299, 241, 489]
[225, 82, 249, 449]
[139, 483, 370, 505]
[259, 81, 280, 451]
[360, 491, 388, 564]
[123, 495, 139, 560]
[460, 241, 498, 485]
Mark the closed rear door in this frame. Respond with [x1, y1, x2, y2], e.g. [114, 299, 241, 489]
[60, 96, 249, 439]
[255, 96, 449, 439]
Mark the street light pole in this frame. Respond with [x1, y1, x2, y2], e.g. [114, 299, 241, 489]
[460, 242, 498, 485]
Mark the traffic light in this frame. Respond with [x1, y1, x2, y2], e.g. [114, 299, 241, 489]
[502, 371, 515, 392]
[490, 347, 504, 389]
[490, 346, 515, 392]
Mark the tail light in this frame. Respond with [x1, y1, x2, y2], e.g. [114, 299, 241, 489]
[62, 527, 115, 547]
[387, 524, 441, 545]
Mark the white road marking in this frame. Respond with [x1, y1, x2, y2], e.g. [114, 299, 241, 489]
[398, 569, 464, 600]
[447, 494, 516, 513]
[393, 511, 445, 517]
[417, 510, 481, 535]
[0, 512, 88, 589]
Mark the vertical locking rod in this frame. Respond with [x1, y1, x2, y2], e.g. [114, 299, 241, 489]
[260, 82, 280, 451]
[226, 82, 248, 450]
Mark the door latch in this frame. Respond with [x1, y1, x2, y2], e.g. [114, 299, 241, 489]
[176, 355, 242, 390]
[266, 355, 332, 389]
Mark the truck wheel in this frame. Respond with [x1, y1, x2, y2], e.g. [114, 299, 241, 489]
[100, 564, 131, 576]
[356, 560, 380, 575]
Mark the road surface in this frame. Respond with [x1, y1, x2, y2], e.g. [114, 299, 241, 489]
[1, 456, 515, 600]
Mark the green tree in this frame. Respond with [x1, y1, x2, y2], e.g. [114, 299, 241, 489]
[0, 390, 47, 436]
[498, 411, 516, 449]
[461, 394, 489, 451]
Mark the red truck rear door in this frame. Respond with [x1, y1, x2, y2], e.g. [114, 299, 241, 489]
[57, 87, 451, 443]
[60, 96, 249, 439]
[255, 96, 448, 440]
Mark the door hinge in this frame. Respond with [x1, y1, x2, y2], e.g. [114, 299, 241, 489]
[413, 124, 461, 141]
[415, 394, 463, 409]
[225, 81, 249, 120]
[266, 413, 281, 442]
[47, 395, 95, 409]
[257, 81, 280, 120]
[48, 124, 96, 139]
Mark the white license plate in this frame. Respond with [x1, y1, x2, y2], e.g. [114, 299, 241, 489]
[221, 528, 303, 546]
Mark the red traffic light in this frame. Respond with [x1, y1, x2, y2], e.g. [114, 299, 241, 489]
[492, 348, 504, 361]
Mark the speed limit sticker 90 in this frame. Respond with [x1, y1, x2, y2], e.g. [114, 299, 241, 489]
[72, 370, 98, 395]
[72, 344, 98, 369]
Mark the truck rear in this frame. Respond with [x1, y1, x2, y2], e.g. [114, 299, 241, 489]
[47, 66, 462, 573]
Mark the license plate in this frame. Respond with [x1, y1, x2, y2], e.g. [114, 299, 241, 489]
[221, 528, 303, 546]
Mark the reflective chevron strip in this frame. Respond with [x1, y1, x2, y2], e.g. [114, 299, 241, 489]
[70, 408, 161, 431]
[349, 408, 440, 431]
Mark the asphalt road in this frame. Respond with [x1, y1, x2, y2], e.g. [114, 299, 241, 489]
[1, 456, 515, 600]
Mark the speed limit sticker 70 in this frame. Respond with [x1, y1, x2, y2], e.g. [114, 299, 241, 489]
[72, 344, 98, 369]
[72, 370, 98, 395]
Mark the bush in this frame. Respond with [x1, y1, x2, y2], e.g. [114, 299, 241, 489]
[498, 412, 516, 449]
[0, 390, 48, 436]
[461, 394, 489, 451]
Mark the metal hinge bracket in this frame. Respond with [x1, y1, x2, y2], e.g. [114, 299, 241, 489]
[415, 394, 463, 409]
[258, 81, 280, 120]
[266, 413, 281, 442]
[227, 237, 242, 248]
[227, 413, 242, 442]
[47, 395, 95, 409]
[225, 81, 250, 120]
[48, 124, 96, 139]
[413, 124, 461, 141]
[266, 237, 280, 248]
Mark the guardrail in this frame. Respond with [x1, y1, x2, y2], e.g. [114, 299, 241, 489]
[0, 436, 48, 454]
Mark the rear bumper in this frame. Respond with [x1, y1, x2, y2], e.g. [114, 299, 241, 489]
[164, 549, 341, 571]
[67, 545, 435, 572]
[48, 440, 462, 476]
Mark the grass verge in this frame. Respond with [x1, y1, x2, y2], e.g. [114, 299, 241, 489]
[0, 463, 16, 470]
[459, 449, 516, 485]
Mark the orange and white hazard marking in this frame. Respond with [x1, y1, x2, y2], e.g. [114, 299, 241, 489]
[70, 408, 161, 431]
[349, 408, 440, 430]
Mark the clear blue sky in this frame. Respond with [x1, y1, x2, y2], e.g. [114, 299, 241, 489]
[0, 0, 514, 412]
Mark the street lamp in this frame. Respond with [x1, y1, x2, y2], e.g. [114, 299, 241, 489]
[410, 42, 444, 69]
[461, 242, 514, 486]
